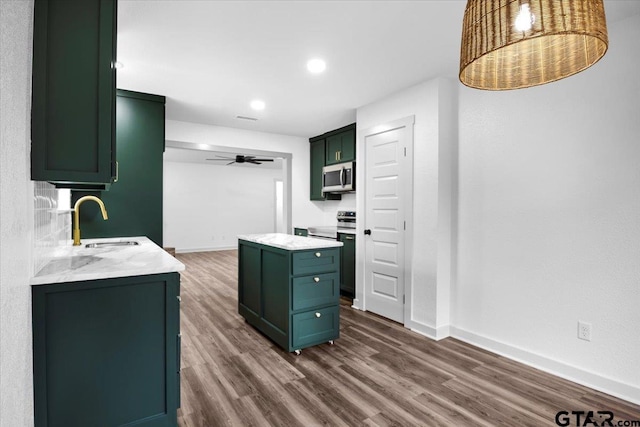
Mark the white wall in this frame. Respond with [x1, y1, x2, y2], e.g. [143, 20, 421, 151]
[166, 120, 342, 229]
[0, 1, 35, 425]
[355, 78, 457, 338]
[453, 14, 640, 403]
[164, 161, 283, 252]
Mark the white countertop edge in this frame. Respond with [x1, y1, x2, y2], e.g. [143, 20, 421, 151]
[30, 236, 185, 286]
[238, 233, 343, 251]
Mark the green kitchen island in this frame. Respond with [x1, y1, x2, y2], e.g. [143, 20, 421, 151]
[238, 233, 343, 355]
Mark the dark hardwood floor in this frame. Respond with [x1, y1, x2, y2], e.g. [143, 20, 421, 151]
[175, 250, 640, 426]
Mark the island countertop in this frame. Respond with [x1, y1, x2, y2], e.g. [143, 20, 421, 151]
[31, 236, 185, 285]
[238, 233, 343, 251]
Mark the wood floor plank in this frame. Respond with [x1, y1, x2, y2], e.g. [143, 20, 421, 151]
[175, 250, 640, 426]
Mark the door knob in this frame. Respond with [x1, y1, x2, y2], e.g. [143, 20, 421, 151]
[364, 229, 371, 235]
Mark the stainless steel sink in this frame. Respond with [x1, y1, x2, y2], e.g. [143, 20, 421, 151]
[85, 241, 140, 248]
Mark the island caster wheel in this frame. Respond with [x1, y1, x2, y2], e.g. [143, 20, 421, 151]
[328, 340, 334, 345]
[294, 349, 301, 356]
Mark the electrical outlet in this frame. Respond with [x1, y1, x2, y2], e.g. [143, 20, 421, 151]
[578, 321, 592, 341]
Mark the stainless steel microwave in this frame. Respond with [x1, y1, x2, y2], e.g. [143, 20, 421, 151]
[322, 161, 355, 194]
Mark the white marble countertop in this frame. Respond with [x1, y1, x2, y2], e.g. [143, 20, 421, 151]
[238, 233, 343, 251]
[31, 236, 185, 285]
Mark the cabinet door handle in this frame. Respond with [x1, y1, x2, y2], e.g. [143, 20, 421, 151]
[315, 312, 322, 318]
[345, 236, 354, 240]
[338, 150, 341, 161]
[114, 161, 119, 183]
[313, 277, 320, 283]
[315, 252, 321, 257]
[176, 296, 182, 303]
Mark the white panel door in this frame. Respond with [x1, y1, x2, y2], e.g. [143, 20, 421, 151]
[364, 125, 407, 323]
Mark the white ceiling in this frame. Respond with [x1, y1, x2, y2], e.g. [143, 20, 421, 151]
[117, 0, 640, 138]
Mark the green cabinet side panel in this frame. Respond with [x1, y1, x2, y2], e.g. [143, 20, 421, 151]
[72, 90, 166, 246]
[238, 244, 261, 317]
[309, 139, 326, 201]
[261, 250, 290, 333]
[339, 233, 356, 297]
[31, 0, 117, 188]
[32, 273, 180, 427]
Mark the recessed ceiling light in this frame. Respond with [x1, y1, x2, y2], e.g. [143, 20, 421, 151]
[307, 58, 326, 74]
[250, 99, 265, 110]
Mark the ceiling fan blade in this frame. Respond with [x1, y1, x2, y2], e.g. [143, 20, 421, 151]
[252, 158, 274, 162]
[246, 160, 261, 164]
[226, 161, 236, 165]
[206, 158, 230, 161]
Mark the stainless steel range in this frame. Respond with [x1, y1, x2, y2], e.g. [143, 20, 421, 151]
[307, 210, 356, 240]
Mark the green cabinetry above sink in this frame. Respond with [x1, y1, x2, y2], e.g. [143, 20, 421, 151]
[73, 89, 166, 246]
[31, 0, 118, 190]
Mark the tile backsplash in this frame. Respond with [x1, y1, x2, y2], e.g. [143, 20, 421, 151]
[33, 181, 71, 274]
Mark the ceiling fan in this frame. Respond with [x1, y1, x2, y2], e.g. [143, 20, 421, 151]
[206, 154, 275, 165]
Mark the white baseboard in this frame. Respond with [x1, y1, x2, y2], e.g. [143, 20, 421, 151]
[406, 320, 450, 341]
[176, 246, 237, 254]
[449, 326, 640, 406]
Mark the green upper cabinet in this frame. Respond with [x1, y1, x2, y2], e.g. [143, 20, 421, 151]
[31, 0, 117, 190]
[325, 126, 356, 165]
[309, 122, 355, 201]
[73, 90, 166, 246]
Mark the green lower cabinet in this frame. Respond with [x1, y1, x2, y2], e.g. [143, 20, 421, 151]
[292, 305, 340, 349]
[32, 273, 181, 427]
[338, 233, 356, 297]
[293, 227, 308, 237]
[238, 240, 340, 353]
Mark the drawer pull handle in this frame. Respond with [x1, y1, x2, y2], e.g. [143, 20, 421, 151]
[313, 277, 320, 283]
[315, 252, 321, 257]
[315, 312, 321, 318]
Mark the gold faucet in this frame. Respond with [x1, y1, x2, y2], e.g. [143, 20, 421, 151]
[73, 196, 108, 246]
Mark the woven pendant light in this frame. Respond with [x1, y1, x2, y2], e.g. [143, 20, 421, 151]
[459, 0, 609, 90]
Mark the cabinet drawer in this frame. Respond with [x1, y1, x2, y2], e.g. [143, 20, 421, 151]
[292, 248, 339, 276]
[292, 306, 339, 349]
[292, 272, 339, 311]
